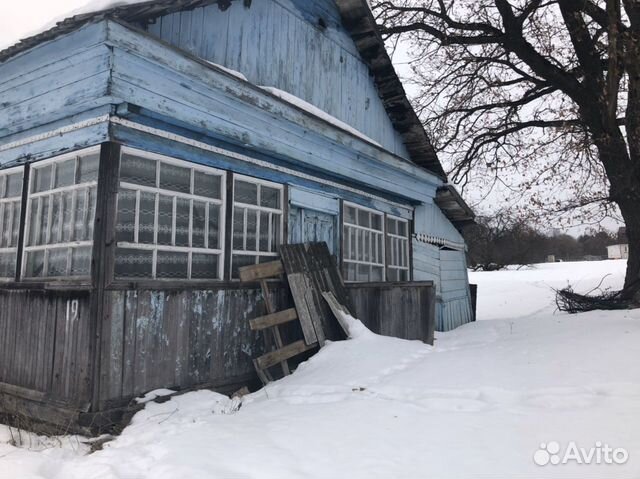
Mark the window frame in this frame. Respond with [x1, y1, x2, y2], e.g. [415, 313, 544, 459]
[385, 214, 411, 282]
[21, 147, 101, 280]
[342, 201, 387, 282]
[231, 173, 285, 278]
[0, 165, 25, 280]
[114, 148, 227, 281]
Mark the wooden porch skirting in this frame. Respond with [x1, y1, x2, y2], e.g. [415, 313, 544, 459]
[0, 280, 435, 433]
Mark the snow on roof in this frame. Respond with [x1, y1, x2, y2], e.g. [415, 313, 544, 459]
[260, 86, 382, 148]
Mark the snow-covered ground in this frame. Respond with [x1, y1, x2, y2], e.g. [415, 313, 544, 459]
[1, 260, 639, 478]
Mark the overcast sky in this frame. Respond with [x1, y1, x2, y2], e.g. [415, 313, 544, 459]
[0, 1, 621, 235]
[0, 0, 91, 50]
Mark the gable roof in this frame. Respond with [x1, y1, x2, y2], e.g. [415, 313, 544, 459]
[0, 0, 446, 178]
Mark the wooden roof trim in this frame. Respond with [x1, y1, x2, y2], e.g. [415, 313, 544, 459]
[334, 0, 446, 178]
[435, 185, 476, 226]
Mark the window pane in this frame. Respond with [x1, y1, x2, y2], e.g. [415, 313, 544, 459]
[10, 202, 20, 247]
[28, 198, 39, 246]
[356, 264, 370, 282]
[115, 248, 153, 278]
[160, 163, 191, 194]
[271, 214, 281, 251]
[260, 186, 280, 209]
[61, 191, 74, 242]
[48, 247, 68, 277]
[32, 165, 52, 193]
[87, 186, 97, 240]
[49, 193, 63, 244]
[208, 204, 220, 249]
[116, 190, 136, 243]
[25, 250, 45, 278]
[344, 206, 356, 224]
[192, 201, 206, 248]
[371, 213, 382, 231]
[194, 171, 221, 199]
[358, 209, 370, 228]
[370, 266, 384, 282]
[235, 180, 257, 205]
[0, 205, 9, 248]
[120, 154, 157, 187]
[157, 251, 188, 279]
[387, 268, 399, 282]
[398, 221, 408, 237]
[39, 196, 50, 245]
[387, 218, 396, 235]
[348, 227, 356, 260]
[344, 262, 356, 282]
[233, 207, 245, 250]
[6, 173, 22, 198]
[157, 195, 174, 246]
[71, 246, 92, 276]
[54, 159, 75, 189]
[246, 209, 257, 251]
[138, 191, 156, 244]
[74, 190, 92, 242]
[259, 211, 270, 251]
[363, 231, 371, 262]
[192, 253, 219, 279]
[0, 252, 16, 278]
[232, 255, 257, 279]
[175, 198, 190, 247]
[77, 154, 99, 183]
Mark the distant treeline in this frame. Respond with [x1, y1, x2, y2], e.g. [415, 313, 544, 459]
[464, 217, 624, 270]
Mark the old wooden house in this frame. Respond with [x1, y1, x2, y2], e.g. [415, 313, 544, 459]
[0, 0, 474, 429]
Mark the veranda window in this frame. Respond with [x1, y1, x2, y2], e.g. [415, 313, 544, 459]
[23, 149, 99, 278]
[114, 150, 226, 280]
[0, 167, 24, 278]
[386, 216, 410, 281]
[231, 175, 283, 278]
[342, 203, 385, 281]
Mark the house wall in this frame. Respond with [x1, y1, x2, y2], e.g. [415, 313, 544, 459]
[413, 203, 473, 331]
[0, 22, 112, 164]
[98, 286, 291, 410]
[0, 289, 94, 422]
[142, 0, 410, 158]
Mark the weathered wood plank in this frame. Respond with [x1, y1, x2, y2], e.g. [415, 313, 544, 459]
[249, 308, 298, 331]
[255, 340, 315, 371]
[285, 272, 320, 346]
[238, 260, 284, 281]
[346, 282, 436, 344]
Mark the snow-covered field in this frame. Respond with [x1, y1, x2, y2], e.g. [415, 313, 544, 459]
[1, 260, 639, 479]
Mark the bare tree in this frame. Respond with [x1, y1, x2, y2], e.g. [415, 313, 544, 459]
[373, 0, 640, 299]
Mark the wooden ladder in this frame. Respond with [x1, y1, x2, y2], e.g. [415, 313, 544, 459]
[239, 260, 316, 384]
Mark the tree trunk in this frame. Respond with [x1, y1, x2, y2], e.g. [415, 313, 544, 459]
[617, 198, 640, 300]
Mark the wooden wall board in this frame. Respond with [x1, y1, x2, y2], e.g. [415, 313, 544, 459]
[280, 242, 350, 344]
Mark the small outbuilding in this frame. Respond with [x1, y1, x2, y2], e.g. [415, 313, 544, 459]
[0, 0, 474, 430]
[607, 244, 629, 260]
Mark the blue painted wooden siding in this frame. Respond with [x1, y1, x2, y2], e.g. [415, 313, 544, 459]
[413, 223, 473, 331]
[0, 23, 112, 141]
[104, 21, 439, 204]
[143, 0, 410, 158]
[414, 203, 465, 244]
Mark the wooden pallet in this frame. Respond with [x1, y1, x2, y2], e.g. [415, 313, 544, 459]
[239, 243, 351, 384]
[239, 260, 317, 384]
